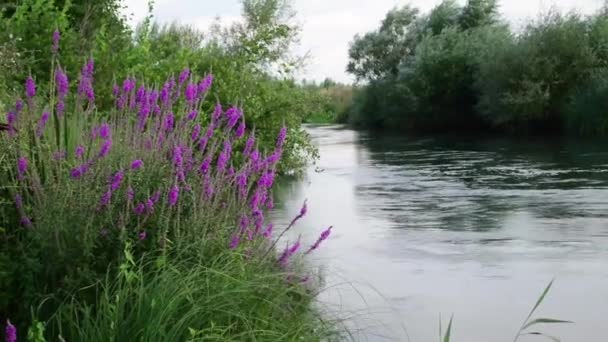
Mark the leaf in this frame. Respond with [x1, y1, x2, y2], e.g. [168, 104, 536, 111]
[443, 316, 454, 342]
[523, 332, 562, 342]
[524, 279, 554, 323]
[522, 318, 573, 330]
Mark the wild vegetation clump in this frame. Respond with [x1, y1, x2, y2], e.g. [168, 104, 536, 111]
[0, 31, 339, 341]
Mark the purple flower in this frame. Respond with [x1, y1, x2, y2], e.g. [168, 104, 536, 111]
[112, 84, 120, 97]
[15, 99, 23, 113]
[136, 85, 146, 104]
[150, 191, 161, 204]
[263, 224, 273, 238]
[225, 106, 242, 129]
[14, 194, 22, 209]
[278, 238, 301, 266]
[191, 124, 201, 141]
[56, 100, 65, 117]
[199, 157, 211, 174]
[235, 119, 246, 138]
[163, 113, 174, 132]
[134, 202, 146, 215]
[243, 132, 256, 157]
[75, 145, 85, 159]
[110, 170, 124, 191]
[236, 172, 249, 197]
[99, 190, 112, 208]
[17, 156, 28, 179]
[266, 196, 274, 210]
[185, 83, 197, 104]
[187, 110, 198, 121]
[84, 58, 94, 78]
[300, 200, 308, 217]
[306, 226, 333, 254]
[266, 148, 282, 165]
[25, 76, 36, 98]
[131, 159, 143, 170]
[55, 67, 69, 97]
[203, 175, 214, 200]
[173, 146, 183, 169]
[179, 67, 190, 85]
[70, 163, 89, 179]
[276, 126, 287, 148]
[217, 141, 232, 172]
[198, 73, 213, 95]
[127, 187, 135, 202]
[123, 77, 136, 93]
[168, 185, 179, 207]
[36, 111, 50, 137]
[212, 103, 223, 123]
[99, 123, 111, 140]
[139, 230, 147, 241]
[52, 30, 60, 54]
[5, 320, 16, 342]
[258, 170, 275, 188]
[229, 234, 240, 249]
[160, 79, 173, 106]
[98, 138, 112, 158]
[20, 216, 33, 228]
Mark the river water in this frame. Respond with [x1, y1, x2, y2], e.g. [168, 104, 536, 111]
[272, 125, 608, 342]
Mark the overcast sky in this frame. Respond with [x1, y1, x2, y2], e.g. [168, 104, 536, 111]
[123, 0, 605, 83]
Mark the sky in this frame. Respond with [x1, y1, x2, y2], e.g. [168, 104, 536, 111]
[123, 0, 605, 83]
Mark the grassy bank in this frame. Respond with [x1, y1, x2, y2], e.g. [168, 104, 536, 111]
[0, 6, 342, 340]
[345, 0, 608, 136]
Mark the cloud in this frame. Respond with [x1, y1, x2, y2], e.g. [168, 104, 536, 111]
[123, 0, 605, 83]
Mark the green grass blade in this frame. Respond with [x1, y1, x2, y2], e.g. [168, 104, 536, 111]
[525, 279, 554, 323]
[442, 316, 453, 342]
[522, 318, 573, 331]
[523, 332, 562, 342]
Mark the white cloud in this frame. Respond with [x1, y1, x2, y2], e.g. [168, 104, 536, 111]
[122, 0, 605, 83]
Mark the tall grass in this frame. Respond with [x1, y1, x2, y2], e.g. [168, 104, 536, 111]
[0, 30, 339, 341]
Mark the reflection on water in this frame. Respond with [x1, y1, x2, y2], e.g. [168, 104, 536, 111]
[272, 125, 608, 342]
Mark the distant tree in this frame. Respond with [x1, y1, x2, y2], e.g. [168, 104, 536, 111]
[459, 0, 499, 30]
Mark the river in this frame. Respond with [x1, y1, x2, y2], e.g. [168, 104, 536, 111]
[272, 124, 608, 342]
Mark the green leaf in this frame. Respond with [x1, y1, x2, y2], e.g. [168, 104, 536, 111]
[522, 318, 573, 330]
[443, 316, 454, 342]
[523, 332, 562, 342]
[525, 279, 554, 323]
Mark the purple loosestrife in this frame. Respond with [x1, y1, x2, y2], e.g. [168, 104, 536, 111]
[263, 224, 273, 239]
[53, 150, 67, 161]
[243, 132, 255, 157]
[99, 123, 111, 140]
[131, 159, 143, 170]
[225, 106, 242, 129]
[212, 103, 223, 123]
[75, 145, 85, 159]
[78, 59, 95, 105]
[199, 157, 211, 174]
[217, 141, 232, 172]
[127, 187, 135, 202]
[17, 156, 28, 180]
[110, 171, 125, 191]
[235, 119, 246, 138]
[15, 99, 23, 113]
[266, 148, 282, 166]
[236, 171, 248, 198]
[258, 170, 276, 189]
[136, 85, 146, 105]
[14, 194, 22, 209]
[168, 185, 179, 207]
[191, 124, 201, 141]
[204, 175, 214, 200]
[70, 163, 90, 179]
[185, 83, 197, 104]
[306, 226, 333, 254]
[5, 320, 16, 342]
[278, 238, 301, 267]
[99, 190, 112, 208]
[187, 110, 198, 121]
[52, 30, 60, 54]
[55, 68, 69, 116]
[134, 203, 146, 216]
[163, 113, 174, 132]
[276, 126, 287, 148]
[139, 230, 147, 241]
[266, 196, 274, 210]
[25, 76, 36, 98]
[160, 80, 172, 106]
[229, 234, 240, 249]
[198, 73, 213, 96]
[179, 67, 190, 86]
[21, 216, 33, 228]
[36, 111, 50, 137]
[98, 138, 113, 158]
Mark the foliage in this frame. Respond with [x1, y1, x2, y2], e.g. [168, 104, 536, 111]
[345, 1, 608, 136]
[0, 31, 338, 340]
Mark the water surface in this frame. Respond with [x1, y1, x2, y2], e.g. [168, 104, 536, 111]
[273, 125, 608, 342]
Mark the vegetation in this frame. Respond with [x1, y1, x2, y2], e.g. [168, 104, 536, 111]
[345, 0, 608, 136]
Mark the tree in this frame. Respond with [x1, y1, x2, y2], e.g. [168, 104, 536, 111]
[459, 0, 499, 30]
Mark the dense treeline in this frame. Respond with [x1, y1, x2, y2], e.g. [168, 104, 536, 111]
[346, 0, 608, 135]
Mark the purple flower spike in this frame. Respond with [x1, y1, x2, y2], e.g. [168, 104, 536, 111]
[25, 76, 36, 98]
[99, 190, 112, 208]
[168, 185, 179, 207]
[212, 103, 223, 122]
[185, 83, 197, 104]
[98, 138, 112, 158]
[131, 159, 143, 170]
[276, 126, 287, 148]
[127, 187, 135, 202]
[263, 224, 273, 239]
[187, 110, 198, 121]
[134, 202, 146, 216]
[5, 319, 16, 342]
[199, 157, 211, 174]
[17, 156, 28, 180]
[179, 67, 190, 85]
[99, 123, 111, 140]
[225, 106, 242, 129]
[110, 170, 125, 191]
[36, 111, 50, 137]
[52, 30, 60, 54]
[198, 73, 213, 96]
[217, 141, 232, 172]
[20, 216, 33, 228]
[229, 234, 240, 249]
[306, 226, 333, 254]
[243, 132, 256, 157]
[139, 230, 147, 241]
[75, 145, 85, 159]
[163, 113, 174, 132]
[278, 238, 302, 266]
[235, 119, 246, 138]
[191, 124, 201, 142]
